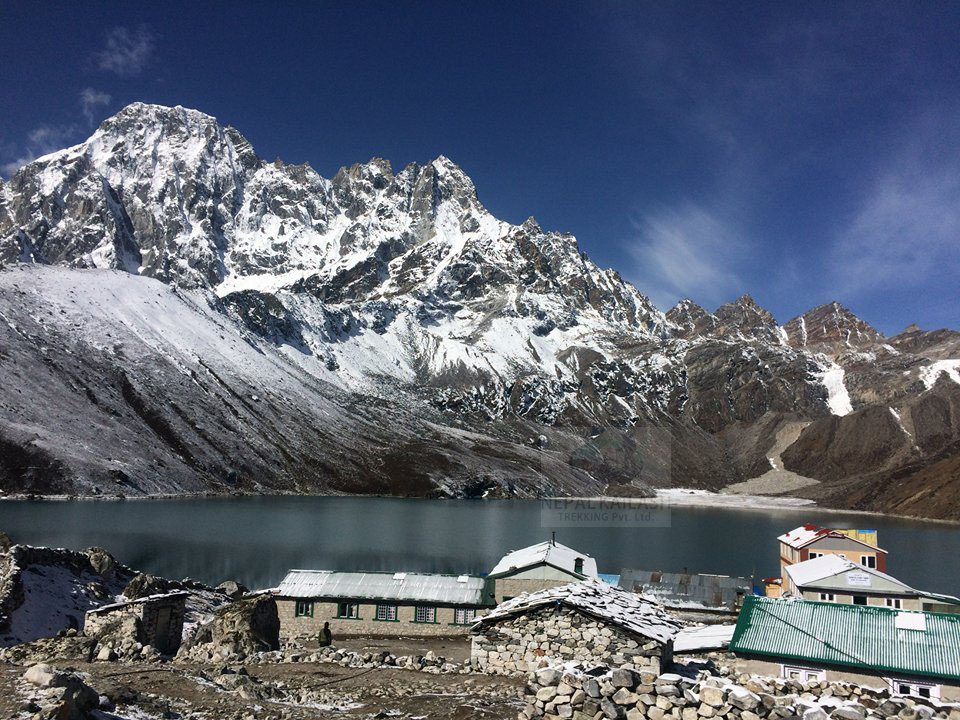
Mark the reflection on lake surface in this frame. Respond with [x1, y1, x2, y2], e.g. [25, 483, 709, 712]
[1, 496, 957, 595]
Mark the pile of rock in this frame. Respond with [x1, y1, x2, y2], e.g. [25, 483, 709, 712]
[520, 666, 960, 720]
[20, 663, 105, 720]
[285, 644, 464, 674]
[210, 643, 467, 675]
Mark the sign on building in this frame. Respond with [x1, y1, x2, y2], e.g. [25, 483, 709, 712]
[846, 571, 872, 587]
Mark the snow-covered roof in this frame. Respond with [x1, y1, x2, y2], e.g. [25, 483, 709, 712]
[674, 623, 736, 653]
[473, 579, 682, 645]
[276, 570, 493, 606]
[85, 591, 189, 616]
[785, 555, 909, 592]
[488, 541, 598, 579]
[777, 525, 885, 552]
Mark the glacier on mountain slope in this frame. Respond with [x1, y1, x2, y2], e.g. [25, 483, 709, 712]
[815, 360, 853, 416]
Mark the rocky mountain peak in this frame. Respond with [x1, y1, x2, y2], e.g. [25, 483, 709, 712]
[783, 302, 882, 350]
[713, 294, 780, 343]
[665, 299, 718, 338]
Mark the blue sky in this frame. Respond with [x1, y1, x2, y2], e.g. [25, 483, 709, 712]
[1, 2, 958, 334]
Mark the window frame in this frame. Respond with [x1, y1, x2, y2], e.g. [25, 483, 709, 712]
[885, 597, 903, 609]
[452, 607, 477, 625]
[294, 600, 314, 618]
[375, 604, 398, 622]
[336, 601, 361, 619]
[890, 678, 940, 701]
[861, 555, 877, 569]
[782, 665, 826, 683]
[818, 593, 835, 602]
[412, 605, 438, 624]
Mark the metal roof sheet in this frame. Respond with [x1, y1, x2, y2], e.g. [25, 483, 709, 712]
[86, 591, 189, 616]
[474, 578, 683, 645]
[674, 623, 736, 653]
[730, 596, 960, 680]
[778, 525, 886, 553]
[276, 570, 493, 606]
[785, 555, 911, 593]
[619, 569, 750, 612]
[489, 541, 598, 579]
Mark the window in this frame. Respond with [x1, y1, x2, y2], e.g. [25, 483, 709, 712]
[453, 608, 476, 625]
[885, 598, 902, 609]
[861, 555, 877, 569]
[818, 593, 835, 602]
[892, 680, 939, 701]
[375, 604, 397, 622]
[337, 602, 360, 619]
[574, 557, 584, 574]
[808, 552, 822, 560]
[414, 605, 437, 623]
[294, 600, 314, 618]
[782, 666, 825, 683]
[853, 595, 867, 606]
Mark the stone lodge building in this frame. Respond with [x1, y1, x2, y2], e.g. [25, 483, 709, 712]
[488, 540, 598, 603]
[470, 579, 683, 675]
[83, 591, 187, 655]
[275, 570, 495, 639]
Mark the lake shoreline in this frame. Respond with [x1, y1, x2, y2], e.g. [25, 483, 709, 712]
[2, 487, 958, 526]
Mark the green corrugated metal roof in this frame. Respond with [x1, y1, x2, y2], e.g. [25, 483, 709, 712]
[730, 596, 960, 681]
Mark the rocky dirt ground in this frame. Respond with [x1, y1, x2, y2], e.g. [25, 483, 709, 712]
[0, 653, 524, 720]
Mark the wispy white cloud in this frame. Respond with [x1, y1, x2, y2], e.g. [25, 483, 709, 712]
[79, 88, 112, 125]
[629, 203, 746, 311]
[830, 115, 960, 296]
[0, 124, 78, 177]
[96, 25, 154, 76]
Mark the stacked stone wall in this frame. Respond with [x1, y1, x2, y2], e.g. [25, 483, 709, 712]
[471, 606, 667, 675]
[520, 666, 960, 720]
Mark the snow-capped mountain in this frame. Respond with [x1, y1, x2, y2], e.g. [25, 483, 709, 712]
[1, 103, 959, 518]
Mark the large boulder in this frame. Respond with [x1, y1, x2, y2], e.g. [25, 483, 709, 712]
[182, 595, 279, 661]
[23, 663, 99, 720]
[216, 580, 249, 599]
[84, 547, 116, 580]
[122, 573, 177, 599]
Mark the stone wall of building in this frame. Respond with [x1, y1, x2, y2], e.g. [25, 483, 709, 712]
[84, 595, 186, 655]
[494, 578, 571, 604]
[471, 605, 668, 675]
[277, 598, 485, 639]
[729, 654, 960, 704]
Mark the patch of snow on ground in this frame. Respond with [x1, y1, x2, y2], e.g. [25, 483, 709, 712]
[918, 359, 960, 390]
[4, 565, 113, 646]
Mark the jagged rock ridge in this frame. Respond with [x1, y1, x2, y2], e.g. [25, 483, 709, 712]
[1, 103, 959, 518]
